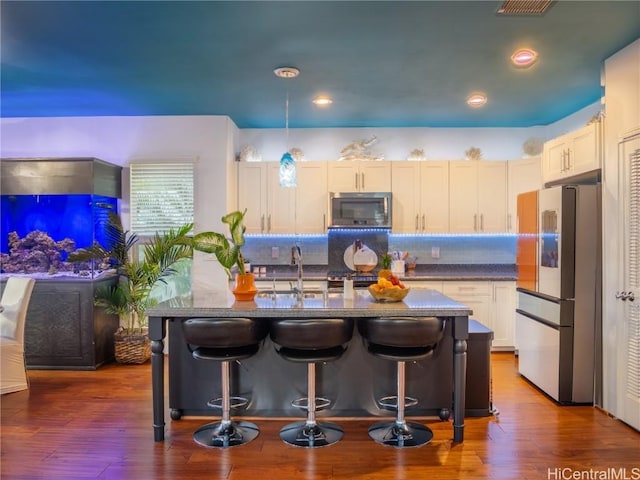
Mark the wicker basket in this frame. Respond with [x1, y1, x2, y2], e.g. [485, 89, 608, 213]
[114, 329, 151, 364]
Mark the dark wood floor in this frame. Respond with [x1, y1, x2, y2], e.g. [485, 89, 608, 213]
[1, 353, 638, 479]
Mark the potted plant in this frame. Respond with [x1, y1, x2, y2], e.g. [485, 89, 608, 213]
[192, 209, 257, 301]
[68, 212, 193, 363]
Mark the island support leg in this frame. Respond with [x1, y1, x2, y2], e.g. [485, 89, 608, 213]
[452, 315, 468, 444]
[149, 316, 166, 442]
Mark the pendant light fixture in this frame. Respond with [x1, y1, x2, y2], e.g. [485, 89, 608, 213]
[274, 66, 300, 188]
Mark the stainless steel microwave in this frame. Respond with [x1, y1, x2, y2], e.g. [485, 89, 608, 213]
[328, 192, 392, 228]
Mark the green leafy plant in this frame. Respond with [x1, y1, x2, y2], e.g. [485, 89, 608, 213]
[191, 210, 248, 278]
[68, 212, 193, 333]
[380, 253, 392, 270]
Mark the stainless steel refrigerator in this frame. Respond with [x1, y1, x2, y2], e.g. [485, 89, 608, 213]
[516, 184, 601, 404]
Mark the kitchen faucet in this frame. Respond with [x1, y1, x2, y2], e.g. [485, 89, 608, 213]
[291, 245, 303, 300]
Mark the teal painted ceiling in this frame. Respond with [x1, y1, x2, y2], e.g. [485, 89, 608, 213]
[1, 1, 639, 128]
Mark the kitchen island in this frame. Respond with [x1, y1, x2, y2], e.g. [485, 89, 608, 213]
[148, 288, 472, 443]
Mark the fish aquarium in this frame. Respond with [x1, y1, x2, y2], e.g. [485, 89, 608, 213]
[1, 194, 119, 278]
[0, 157, 123, 279]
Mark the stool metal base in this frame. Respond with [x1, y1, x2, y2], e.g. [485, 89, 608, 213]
[193, 420, 260, 448]
[279, 421, 344, 448]
[368, 420, 434, 448]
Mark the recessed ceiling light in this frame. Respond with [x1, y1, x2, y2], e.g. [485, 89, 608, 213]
[312, 95, 333, 106]
[467, 93, 487, 108]
[511, 48, 538, 67]
[273, 67, 300, 79]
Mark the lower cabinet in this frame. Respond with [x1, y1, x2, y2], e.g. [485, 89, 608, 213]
[490, 282, 516, 350]
[440, 281, 515, 351]
[0, 276, 120, 370]
[442, 281, 491, 332]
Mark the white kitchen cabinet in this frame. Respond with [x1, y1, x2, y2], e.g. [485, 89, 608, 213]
[442, 281, 491, 333]
[392, 161, 449, 233]
[542, 122, 602, 184]
[449, 161, 507, 233]
[490, 282, 516, 350]
[506, 157, 542, 233]
[442, 281, 515, 351]
[403, 280, 443, 292]
[295, 161, 328, 233]
[238, 163, 294, 234]
[328, 161, 391, 193]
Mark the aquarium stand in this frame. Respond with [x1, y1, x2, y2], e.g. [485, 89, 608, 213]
[1, 275, 120, 370]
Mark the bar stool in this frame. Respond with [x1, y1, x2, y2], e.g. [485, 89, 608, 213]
[358, 316, 445, 448]
[270, 318, 354, 448]
[182, 317, 268, 448]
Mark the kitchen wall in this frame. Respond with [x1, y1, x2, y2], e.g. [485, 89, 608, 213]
[0, 115, 239, 293]
[241, 234, 516, 268]
[0, 101, 600, 276]
[239, 102, 601, 162]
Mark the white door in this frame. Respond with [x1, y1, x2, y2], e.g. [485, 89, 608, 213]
[391, 162, 421, 233]
[420, 161, 450, 233]
[449, 162, 478, 233]
[571, 123, 600, 176]
[477, 161, 507, 232]
[295, 162, 328, 234]
[543, 135, 567, 183]
[328, 162, 359, 192]
[266, 163, 295, 233]
[238, 163, 267, 233]
[359, 161, 391, 192]
[616, 129, 640, 431]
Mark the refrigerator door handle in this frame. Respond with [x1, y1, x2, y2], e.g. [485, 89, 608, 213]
[515, 308, 561, 330]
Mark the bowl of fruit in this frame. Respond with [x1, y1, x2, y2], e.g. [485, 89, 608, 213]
[368, 274, 410, 303]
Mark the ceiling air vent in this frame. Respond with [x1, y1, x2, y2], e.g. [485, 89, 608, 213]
[496, 0, 554, 15]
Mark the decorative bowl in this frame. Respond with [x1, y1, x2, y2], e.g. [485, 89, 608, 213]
[367, 285, 410, 303]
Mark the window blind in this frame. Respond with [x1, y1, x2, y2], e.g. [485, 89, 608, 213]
[130, 163, 194, 235]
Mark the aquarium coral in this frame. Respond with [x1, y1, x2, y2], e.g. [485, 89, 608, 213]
[0, 230, 80, 275]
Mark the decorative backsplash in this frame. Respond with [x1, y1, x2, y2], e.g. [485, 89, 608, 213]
[242, 233, 516, 267]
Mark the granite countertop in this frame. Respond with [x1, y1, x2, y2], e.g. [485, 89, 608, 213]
[251, 264, 517, 282]
[147, 288, 473, 319]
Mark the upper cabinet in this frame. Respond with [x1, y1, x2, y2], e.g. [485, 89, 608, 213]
[542, 122, 602, 184]
[449, 161, 507, 233]
[328, 161, 391, 193]
[391, 161, 449, 233]
[239, 158, 539, 234]
[238, 162, 327, 235]
[506, 157, 542, 233]
[238, 163, 295, 234]
[295, 161, 328, 234]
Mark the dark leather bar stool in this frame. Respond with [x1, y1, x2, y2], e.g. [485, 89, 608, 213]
[182, 317, 268, 448]
[358, 316, 445, 448]
[270, 318, 354, 447]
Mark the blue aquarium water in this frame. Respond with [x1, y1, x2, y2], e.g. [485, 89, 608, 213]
[1, 194, 118, 276]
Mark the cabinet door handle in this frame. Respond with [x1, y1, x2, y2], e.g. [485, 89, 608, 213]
[361, 172, 365, 190]
[422, 214, 426, 231]
[507, 214, 512, 231]
[566, 149, 571, 170]
[474, 214, 478, 232]
[268, 214, 271, 232]
[355, 172, 359, 190]
[323, 214, 326, 232]
[415, 214, 419, 231]
[480, 214, 484, 232]
[260, 215, 265, 233]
